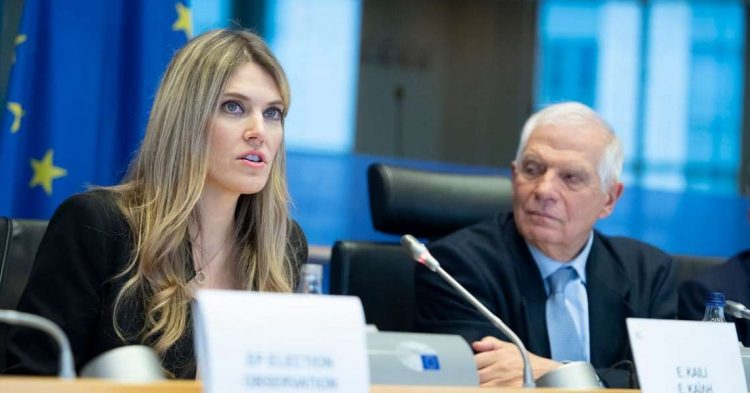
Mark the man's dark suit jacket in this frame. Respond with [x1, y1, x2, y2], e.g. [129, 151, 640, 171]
[679, 251, 750, 346]
[414, 212, 677, 385]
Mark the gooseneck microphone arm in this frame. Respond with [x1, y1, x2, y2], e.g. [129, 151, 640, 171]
[401, 234, 536, 388]
[0, 309, 75, 379]
[726, 300, 750, 320]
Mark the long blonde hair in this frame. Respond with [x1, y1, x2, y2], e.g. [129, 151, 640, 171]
[108, 29, 294, 359]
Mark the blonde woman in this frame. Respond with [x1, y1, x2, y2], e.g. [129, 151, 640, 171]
[5, 29, 307, 378]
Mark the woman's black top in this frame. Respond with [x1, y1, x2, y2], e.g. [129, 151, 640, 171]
[4, 190, 308, 378]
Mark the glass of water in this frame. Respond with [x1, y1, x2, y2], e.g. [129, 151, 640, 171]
[296, 263, 323, 294]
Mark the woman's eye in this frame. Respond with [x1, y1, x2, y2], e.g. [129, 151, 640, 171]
[221, 101, 244, 114]
[264, 107, 283, 120]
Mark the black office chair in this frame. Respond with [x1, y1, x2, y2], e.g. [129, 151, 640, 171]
[0, 217, 49, 371]
[329, 163, 512, 331]
[672, 254, 724, 287]
[367, 163, 513, 238]
[0, 218, 48, 310]
[330, 242, 414, 331]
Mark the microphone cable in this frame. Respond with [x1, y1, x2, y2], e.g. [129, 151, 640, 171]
[599, 359, 637, 389]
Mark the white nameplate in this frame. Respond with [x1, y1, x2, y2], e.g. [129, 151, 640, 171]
[627, 318, 747, 393]
[194, 290, 369, 393]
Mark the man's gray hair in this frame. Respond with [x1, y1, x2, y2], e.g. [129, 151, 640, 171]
[514, 102, 624, 190]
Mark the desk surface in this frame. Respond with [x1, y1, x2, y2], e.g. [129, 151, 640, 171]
[0, 376, 636, 393]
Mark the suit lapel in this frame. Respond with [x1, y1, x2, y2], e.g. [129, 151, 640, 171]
[586, 234, 634, 368]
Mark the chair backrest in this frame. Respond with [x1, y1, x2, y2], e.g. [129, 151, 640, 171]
[672, 254, 724, 287]
[0, 217, 48, 310]
[329, 241, 417, 332]
[329, 163, 512, 332]
[0, 217, 48, 372]
[368, 163, 513, 239]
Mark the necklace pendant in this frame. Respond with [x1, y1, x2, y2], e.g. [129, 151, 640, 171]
[195, 269, 207, 284]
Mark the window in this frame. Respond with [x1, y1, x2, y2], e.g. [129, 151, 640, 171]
[265, 0, 362, 152]
[537, 0, 745, 194]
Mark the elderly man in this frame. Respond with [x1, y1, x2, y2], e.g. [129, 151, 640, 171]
[414, 102, 676, 388]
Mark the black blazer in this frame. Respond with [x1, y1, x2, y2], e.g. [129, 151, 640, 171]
[4, 190, 308, 378]
[414, 213, 676, 380]
[679, 250, 750, 346]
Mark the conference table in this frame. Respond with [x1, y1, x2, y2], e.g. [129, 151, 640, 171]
[0, 376, 635, 392]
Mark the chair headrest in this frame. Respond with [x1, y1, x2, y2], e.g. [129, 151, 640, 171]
[367, 163, 512, 239]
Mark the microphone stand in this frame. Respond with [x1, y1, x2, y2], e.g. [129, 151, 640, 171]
[401, 235, 536, 387]
[0, 309, 75, 379]
[430, 259, 536, 387]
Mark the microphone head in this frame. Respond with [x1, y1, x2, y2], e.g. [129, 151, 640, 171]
[400, 234, 427, 260]
[726, 300, 748, 319]
[81, 345, 164, 382]
[400, 234, 441, 271]
[727, 300, 746, 310]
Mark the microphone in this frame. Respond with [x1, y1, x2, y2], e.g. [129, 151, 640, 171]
[726, 300, 750, 320]
[401, 234, 536, 388]
[0, 309, 75, 379]
[81, 345, 164, 381]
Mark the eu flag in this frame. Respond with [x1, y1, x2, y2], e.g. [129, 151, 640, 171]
[0, 1, 191, 218]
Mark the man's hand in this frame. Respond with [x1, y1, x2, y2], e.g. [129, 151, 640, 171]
[472, 336, 562, 387]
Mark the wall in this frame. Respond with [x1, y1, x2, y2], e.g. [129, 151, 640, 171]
[355, 0, 537, 168]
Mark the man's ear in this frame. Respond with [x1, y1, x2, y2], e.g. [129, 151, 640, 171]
[511, 161, 517, 181]
[598, 181, 624, 219]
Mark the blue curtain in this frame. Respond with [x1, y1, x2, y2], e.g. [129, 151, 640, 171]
[0, 0, 191, 218]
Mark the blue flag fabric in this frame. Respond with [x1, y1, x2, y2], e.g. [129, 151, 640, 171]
[0, 1, 191, 218]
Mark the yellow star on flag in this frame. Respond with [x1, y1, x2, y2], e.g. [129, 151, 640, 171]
[29, 149, 67, 195]
[12, 34, 27, 64]
[172, 2, 192, 39]
[7, 102, 24, 133]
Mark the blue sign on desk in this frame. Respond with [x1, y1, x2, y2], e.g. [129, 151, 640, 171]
[420, 354, 440, 371]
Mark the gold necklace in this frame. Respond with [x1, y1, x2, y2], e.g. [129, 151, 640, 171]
[194, 235, 231, 285]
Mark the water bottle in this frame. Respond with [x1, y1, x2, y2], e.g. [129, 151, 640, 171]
[296, 263, 323, 294]
[702, 291, 726, 322]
